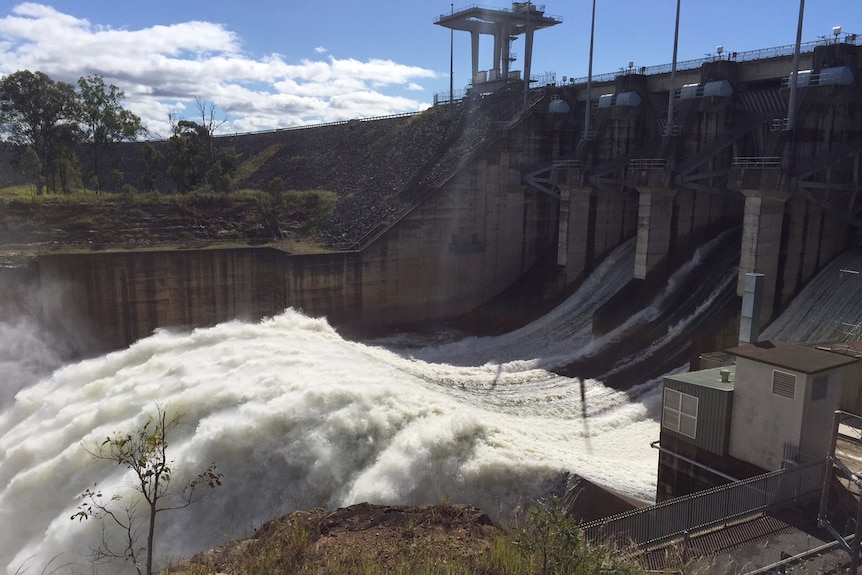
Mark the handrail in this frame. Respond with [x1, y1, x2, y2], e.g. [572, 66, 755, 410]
[732, 157, 782, 168]
[629, 159, 667, 169]
[567, 36, 861, 87]
[433, 4, 563, 25]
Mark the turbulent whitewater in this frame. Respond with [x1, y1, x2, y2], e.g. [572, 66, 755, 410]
[0, 235, 749, 573]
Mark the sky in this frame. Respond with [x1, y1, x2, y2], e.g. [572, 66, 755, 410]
[0, 1, 859, 137]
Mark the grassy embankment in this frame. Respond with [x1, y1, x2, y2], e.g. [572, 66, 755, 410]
[0, 184, 338, 256]
[165, 499, 670, 575]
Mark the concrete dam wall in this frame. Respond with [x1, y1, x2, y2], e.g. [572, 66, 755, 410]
[21, 39, 862, 354]
[32, 100, 560, 351]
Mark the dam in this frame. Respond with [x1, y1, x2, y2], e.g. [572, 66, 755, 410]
[3, 6, 862, 572]
[5, 14, 862, 375]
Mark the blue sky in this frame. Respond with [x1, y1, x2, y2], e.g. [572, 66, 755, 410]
[0, 1, 858, 136]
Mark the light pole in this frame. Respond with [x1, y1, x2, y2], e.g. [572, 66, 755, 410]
[787, 0, 804, 131]
[583, 0, 596, 140]
[665, 0, 681, 136]
[449, 3, 454, 115]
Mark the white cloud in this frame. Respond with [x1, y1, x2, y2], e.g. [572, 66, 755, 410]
[0, 3, 438, 134]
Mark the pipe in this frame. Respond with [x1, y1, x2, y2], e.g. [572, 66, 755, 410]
[743, 535, 853, 575]
[651, 440, 741, 483]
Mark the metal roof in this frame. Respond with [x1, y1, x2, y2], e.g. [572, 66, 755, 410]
[725, 340, 859, 374]
[666, 366, 735, 391]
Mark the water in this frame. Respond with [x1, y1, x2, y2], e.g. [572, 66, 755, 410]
[0, 236, 758, 573]
[762, 249, 862, 343]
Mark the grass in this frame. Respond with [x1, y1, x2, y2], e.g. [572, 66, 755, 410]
[232, 143, 283, 186]
[165, 499, 650, 575]
[0, 184, 339, 255]
[0, 185, 105, 203]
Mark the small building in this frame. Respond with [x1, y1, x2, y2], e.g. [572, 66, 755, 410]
[656, 340, 859, 501]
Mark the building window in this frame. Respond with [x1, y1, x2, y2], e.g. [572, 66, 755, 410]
[772, 370, 797, 399]
[811, 376, 828, 401]
[663, 388, 698, 439]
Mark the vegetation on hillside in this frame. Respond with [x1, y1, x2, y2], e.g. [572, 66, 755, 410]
[0, 186, 338, 253]
[165, 498, 646, 575]
[0, 70, 144, 195]
[1, 69, 529, 251]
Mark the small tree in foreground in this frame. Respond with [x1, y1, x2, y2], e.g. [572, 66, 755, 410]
[72, 405, 222, 575]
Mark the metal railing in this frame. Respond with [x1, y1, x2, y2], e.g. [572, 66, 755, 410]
[629, 159, 668, 169]
[581, 459, 828, 551]
[732, 157, 782, 169]
[565, 35, 861, 88]
[433, 4, 563, 25]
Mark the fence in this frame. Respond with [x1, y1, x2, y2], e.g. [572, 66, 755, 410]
[581, 459, 828, 551]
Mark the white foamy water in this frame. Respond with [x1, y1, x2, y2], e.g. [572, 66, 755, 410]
[1, 237, 754, 574]
[0, 309, 662, 573]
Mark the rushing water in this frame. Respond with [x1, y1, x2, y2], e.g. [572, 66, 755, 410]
[0, 235, 802, 574]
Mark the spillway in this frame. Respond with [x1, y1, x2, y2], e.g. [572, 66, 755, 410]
[2, 236, 848, 575]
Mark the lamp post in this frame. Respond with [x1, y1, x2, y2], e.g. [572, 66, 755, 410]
[665, 0, 681, 136]
[583, 0, 596, 140]
[787, 0, 804, 131]
[449, 3, 454, 115]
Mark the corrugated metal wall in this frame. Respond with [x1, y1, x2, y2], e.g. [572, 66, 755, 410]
[664, 378, 733, 455]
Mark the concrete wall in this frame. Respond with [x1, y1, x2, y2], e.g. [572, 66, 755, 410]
[799, 368, 845, 459]
[36, 249, 367, 352]
[26, 45, 862, 354]
[727, 357, 844, 469]
[357, 155, 555, 324]
[728, 357, 807, 470]
[34, 115, 561, 351]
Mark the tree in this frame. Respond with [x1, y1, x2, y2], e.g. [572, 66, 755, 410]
[168, 119, 209, 193]
[167, 100, 237, 193]
[19, 146, 43, 194]
[0, 70, 78, 192]
[140, 142, 163, 194]
[72, 405, 222, 575]
[77, 75, 145, 192]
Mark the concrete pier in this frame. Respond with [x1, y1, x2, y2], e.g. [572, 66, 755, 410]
[556, 184, 593, 277]
[635, 187, 676, 280]
[738, 189, 790, 320]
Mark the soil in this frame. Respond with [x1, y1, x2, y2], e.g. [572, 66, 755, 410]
[162, 476, 646, 574]
[166, 503, 505, 574]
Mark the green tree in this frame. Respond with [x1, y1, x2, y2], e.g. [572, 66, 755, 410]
[140, 142, 163, 194]
[72, 405, 222, 575]
[77, 75, 145, 192]
[0, 70, 79, 192]
[167, 101, 237, 193]
[48, 137, 83, 194]
[19, 146, 43, 194]
[168, 119, 209, 193]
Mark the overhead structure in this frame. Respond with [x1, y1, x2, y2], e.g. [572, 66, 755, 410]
[434, 2, 562, 101]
